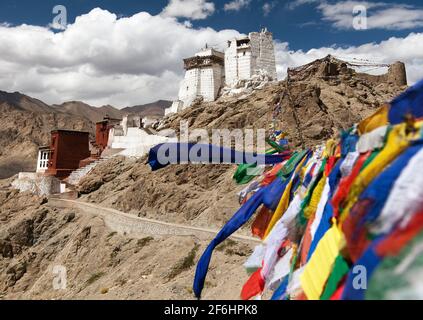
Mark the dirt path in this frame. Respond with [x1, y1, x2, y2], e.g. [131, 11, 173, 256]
[47, 198, 260, 244]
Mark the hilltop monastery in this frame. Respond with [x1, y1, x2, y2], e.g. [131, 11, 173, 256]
[165, 28, 277, 116]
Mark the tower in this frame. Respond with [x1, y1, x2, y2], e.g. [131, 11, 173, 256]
[224, 28, 277, 87]
[177, 47, 225, 109]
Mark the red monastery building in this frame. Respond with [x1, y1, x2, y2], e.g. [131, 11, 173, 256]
[36, 116, 122, 180]
[34, 114, 170, 182]
[94, 116, 121, 154]
[44, 130, 91, 179]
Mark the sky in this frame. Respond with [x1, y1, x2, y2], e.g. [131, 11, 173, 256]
[0, 0, 422, 107]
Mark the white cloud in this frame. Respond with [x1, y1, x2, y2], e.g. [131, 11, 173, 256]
[274, 32, 423, 84]
[287, 0, 320, 10]
[224, 0, 251, 12]
[263, 2, 277, 16]
[161, 0, 215, 20]
[0, 7, 421, 109]
[361, 6, 423, 30]
[0, 8, 239, 107]
[318, 1, 423, 30]
[287, 1, 423, 30]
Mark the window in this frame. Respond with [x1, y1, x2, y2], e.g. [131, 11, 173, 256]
[39, 151, 50, 169]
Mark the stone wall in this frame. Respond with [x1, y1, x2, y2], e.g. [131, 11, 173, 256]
[198, 64, 224, 102]
[12, 172, 63, 196]
[387, 62, 407, 86]
[224, 29, 277, 87]
[177, 62, 224, 108]
[237, 48, 253, 81]
[213, 64, 225, 99]
[357, 62, 407, 86]
[249, 31, 277, 81]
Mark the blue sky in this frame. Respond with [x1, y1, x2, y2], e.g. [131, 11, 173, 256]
[1, 0, 422, 50]
[0, 0, 422, 106]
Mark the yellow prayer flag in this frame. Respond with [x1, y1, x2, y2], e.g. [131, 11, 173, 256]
[358, 105, 389, 135]
[300, 222, 346, 300]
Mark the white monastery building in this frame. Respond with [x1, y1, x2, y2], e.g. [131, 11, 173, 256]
[166, 47, 225, 116]
[165, 28, 277, 116]
[225, 28, 277, 87]
[107, 114, 176, 157]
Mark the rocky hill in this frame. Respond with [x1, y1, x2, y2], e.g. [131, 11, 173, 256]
[0, 189, 250, 299]
[51, 99, 172, 122]
[161, 56, 407, 148]
[0, 91, 53, 113]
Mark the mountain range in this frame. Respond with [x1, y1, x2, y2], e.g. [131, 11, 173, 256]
[121, 100, 172, 118]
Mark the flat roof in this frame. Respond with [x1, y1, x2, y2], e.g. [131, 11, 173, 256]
[51, 129, 90, 134]
[96, 118, 122, 124]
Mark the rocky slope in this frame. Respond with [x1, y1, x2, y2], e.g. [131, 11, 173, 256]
[0, 190, 252, 299]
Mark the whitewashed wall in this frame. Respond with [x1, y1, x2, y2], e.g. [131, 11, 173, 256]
[178, 64, 223, 108]
[12, 173, 62, 196]
[198, 64, 223, 102]
[225, 41, 239, 87]
[224, 30, 277, 87]
[250, 31, 277, 80]
[178, 68, 200, 107]
[165, 100, 183, 116]
[110, 127, 177, 158]
[237, 49, 253, 81]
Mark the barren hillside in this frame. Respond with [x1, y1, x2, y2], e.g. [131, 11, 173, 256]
[0, 189, 251, 299]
